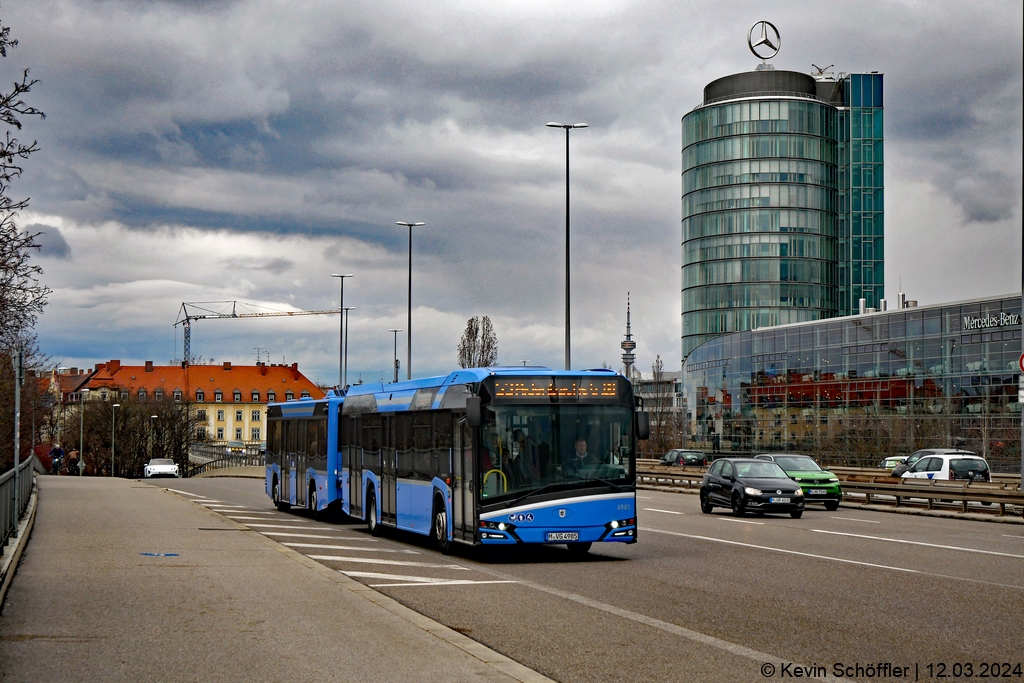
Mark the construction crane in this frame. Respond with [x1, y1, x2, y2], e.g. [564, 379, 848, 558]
[174, 301, 339, 364]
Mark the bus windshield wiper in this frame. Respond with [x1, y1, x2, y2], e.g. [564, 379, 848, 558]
[504, 478, 623, 508]
[505, 483, 564, 508]
[568, 476, 623, 492]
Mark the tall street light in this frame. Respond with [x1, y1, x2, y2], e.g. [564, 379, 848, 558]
[546, 122, 588, 371]
[111, 403, 120, 477]
[343, 306, 356, 388]
[331, 273, 354, 388]
[388, 329, 403, 383]
[395, 221, 425, 380]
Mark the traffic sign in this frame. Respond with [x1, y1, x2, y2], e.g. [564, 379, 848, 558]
[1019, 353, 1024, 374]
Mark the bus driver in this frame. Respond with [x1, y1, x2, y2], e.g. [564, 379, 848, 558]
[567, 438, 598, 475]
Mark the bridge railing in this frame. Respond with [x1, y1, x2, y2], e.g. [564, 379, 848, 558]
[1, 456, 43, 555]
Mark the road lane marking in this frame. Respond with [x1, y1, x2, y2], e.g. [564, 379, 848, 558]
[717, 518, 764, 525]
[306, 555, 469, 569]
[643, 508, 684, 515]
[243, 523, 317, 529]
[642, 527, 1024, 590]
[225, 516, 282, 521]
[283, 542, 418, 554]
[199, 503, 244, 507]
[370, 580, 517, 587]
[218, 511, 274, 515]
[811, 530, 1024, 559]
[829, 516, 880, 524]
[341, 571, 517, 587]
[165, 488, 204, 497]
[637, 496, 652, 500]
[1002, 535, 1024, 539]
[260, 532, 378, 541]
[464, 561, 845, 682]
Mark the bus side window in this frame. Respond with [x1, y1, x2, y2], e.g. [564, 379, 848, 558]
[413, 412, 431, 479]
[396, 413, 413, 477]
[339, 413, 349, 468]
[433, 411, 452, 478]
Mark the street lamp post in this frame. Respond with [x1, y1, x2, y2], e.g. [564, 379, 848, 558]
[150, 414, 158, 461]
[343, 306, 356, 389]
[111, 403, 120, 477]
[395, 221, 425, 380]
[331, 274, 354, 388]
[546, 122, 588, 371]
[388, 329, 403, 383]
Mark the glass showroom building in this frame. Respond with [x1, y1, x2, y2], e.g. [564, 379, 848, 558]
[681, 294, 1022, 470]
[682, 69, 885, 358]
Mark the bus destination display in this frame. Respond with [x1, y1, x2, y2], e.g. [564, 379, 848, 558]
[492, 377, 620, 401]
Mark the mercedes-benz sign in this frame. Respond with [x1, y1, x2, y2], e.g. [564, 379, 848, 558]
[748, 21, 781, 60]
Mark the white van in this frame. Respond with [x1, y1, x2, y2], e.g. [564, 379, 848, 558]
[900, 451, 990, 482]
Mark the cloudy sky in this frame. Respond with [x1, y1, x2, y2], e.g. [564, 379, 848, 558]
[5, 0, 1022, 386]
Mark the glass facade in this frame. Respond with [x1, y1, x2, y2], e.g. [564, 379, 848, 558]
[837, 73, 885, 315]
[681, 295, 1022, 470]
[682, 70, 884, 358]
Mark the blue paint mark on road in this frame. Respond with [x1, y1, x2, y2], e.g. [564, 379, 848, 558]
[139, 552, 179, 557]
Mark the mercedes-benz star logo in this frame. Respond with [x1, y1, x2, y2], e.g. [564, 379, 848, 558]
[748, 21, 781, 60]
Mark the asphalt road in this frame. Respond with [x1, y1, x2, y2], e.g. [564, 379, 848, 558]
[164, 478, 1024, 683]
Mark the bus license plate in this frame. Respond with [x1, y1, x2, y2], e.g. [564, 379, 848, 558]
[808, 489, 827, 495]
[547, 532, 579, 542]
[769, 497, 791, 504]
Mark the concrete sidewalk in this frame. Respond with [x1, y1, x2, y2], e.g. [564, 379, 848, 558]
[0, 477, 548, 683]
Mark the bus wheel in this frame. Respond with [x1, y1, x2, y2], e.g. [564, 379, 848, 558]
[566, 542, 592, 555]
[308, 484, 318, 518]
[366, 490, 380, 537]
[273, 478, 289, 511]
[432, 500, 451, 555]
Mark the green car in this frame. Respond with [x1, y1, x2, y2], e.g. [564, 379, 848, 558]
[754, 454, 842, 511]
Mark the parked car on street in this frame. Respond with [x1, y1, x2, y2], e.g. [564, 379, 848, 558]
[143, 458, 179, 478]
[754, 453, 842, 511]
[658, 449, 708, 467]
[225, 440, 246, 454]
[700, 458, 805, 518]
[900, 451, 990, 482]
[891, 449, 977, 478]
[879, 456, 905, 469]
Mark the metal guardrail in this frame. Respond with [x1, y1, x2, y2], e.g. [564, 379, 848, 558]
[189, 454, 265, 477]
[635, 464, 1024, 517]
[2, 456, 42, 554]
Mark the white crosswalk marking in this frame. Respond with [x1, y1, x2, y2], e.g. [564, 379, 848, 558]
[341, 571, 517, 588]
[245, 523, 317, 529]
[219, 511, 274, 515]
[165, 488, 204, 497]
[225, 516, 280, 521]
[283, 542, 418, 554]
[307, 555, 470, 569]
[200, 503, 243, 507]
[260, 532, 378, 541]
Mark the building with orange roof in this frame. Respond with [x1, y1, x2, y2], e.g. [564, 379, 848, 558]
[82, 360, 324, 445]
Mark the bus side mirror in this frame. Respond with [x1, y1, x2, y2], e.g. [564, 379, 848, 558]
[466, 397, 482, 428]
[636, 411, 650, 440]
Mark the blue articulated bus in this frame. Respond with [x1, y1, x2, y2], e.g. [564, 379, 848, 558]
[266, 367, 649, 554]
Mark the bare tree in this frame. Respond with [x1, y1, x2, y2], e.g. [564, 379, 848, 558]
[0, 16, 47, 473]
[457, 316, 498, 368]
[0, 17, 46, 352]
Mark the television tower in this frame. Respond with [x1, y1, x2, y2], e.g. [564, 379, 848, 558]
[620, 293, 636, 377]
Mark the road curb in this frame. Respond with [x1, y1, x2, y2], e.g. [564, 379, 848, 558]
[159, 485, 554, 683]
[0, 480, 38, 616]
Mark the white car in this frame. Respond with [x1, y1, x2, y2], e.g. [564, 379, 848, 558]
[900, 452, 990, 482]
[144, 458, 180, 478]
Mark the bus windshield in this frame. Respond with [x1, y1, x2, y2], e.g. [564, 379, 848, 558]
[479, 404, 634, 502]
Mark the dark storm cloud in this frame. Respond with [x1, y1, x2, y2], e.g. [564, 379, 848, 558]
[27, 224, 72, 259]
[4, 0, 1020, 377]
